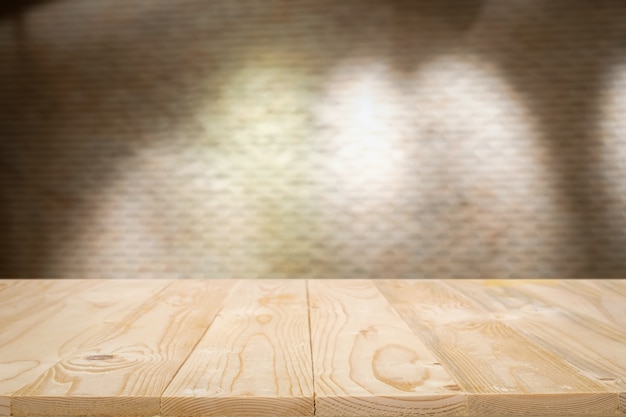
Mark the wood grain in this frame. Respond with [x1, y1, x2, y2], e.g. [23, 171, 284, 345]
[561, 280, 626, 328]
[481, 279, 626, 329]
[308, 279, 464, 417]
[444, 280, 626, 386]
[0, 280, 169, 411]
[441, 280, 626, 415]
[162, 280, 314, 417]
[0, 396, 8, 417]
[377, 280, 618, 417]
[10, 280, 234, 417]
[1, 279, 625, 417]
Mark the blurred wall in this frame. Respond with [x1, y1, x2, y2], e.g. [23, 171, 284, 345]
[0, 0, 625, 278]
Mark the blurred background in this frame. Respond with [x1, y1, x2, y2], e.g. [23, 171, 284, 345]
[0, 0, 625, 279]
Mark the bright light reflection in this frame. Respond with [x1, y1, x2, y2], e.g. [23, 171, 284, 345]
[315, 60, 409, 203]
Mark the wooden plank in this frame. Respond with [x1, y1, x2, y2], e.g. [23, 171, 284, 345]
[441, 279, 626, 414]
[308, 279, 464, 417]
[3, 278, 625, 417]
[377, 280, 617, 417]
[561, 280, 626, 328]
[0, 279, 169, 416]
[162, 279, 313, 417]
[0, 397, 8, 417]
[587, 279, 626, 296]
[582, 278, 626, 415]
[0, 279, 17, 296]
[477, 279, 626, 329]
[10, 279, 234, 417]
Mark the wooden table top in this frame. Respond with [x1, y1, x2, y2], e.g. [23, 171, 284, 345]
[0, 279, 624, 417]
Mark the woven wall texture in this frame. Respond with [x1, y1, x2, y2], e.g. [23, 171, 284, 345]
[1, 0, 626, 278]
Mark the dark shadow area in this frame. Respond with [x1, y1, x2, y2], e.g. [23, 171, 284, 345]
[477, 0, 626, 276]
[0, 0, 52, 19]
[383, 0, 486, 73]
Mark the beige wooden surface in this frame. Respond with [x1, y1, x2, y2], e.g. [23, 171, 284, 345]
[0, 279, 624, 417]
[162, 280, 313, 417]
[308, 280, 463, 417]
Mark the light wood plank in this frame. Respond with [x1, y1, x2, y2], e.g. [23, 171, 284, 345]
[446, 280, 626, 385]
[2, 278, 625, 417]
[0, 279, 169, 414]
[308, 279, 464, 417]
[10, 280, 234, 417]
[561, 280, 626, 328]
[587, 279, 626, 296]
[585, 278, 626, 415]
[377, 280, 617, 417]
[478, 279, 626, 329]
[0, 279, 18, 296]
[441, 280, 626, 414]
[0, 396, 8, 417]
[162, 279, 313, 417]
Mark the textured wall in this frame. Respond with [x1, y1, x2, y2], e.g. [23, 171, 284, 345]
[1, 0, 625, 278]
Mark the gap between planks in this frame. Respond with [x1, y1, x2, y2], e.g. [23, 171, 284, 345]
[161, 280, 314, 417]
[4, 280, 235, 417]
[305, 280, 317, 417]
[375, 279, 625, 417]
[2, 279, 626, 417]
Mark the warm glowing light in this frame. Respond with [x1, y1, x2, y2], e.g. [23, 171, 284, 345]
[315, 60, 410, 201]
[56, 50, 319, 278]
[53, 51, 562, 278]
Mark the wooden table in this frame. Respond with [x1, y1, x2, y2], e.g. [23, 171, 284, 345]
[0, 279, 625, 417]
